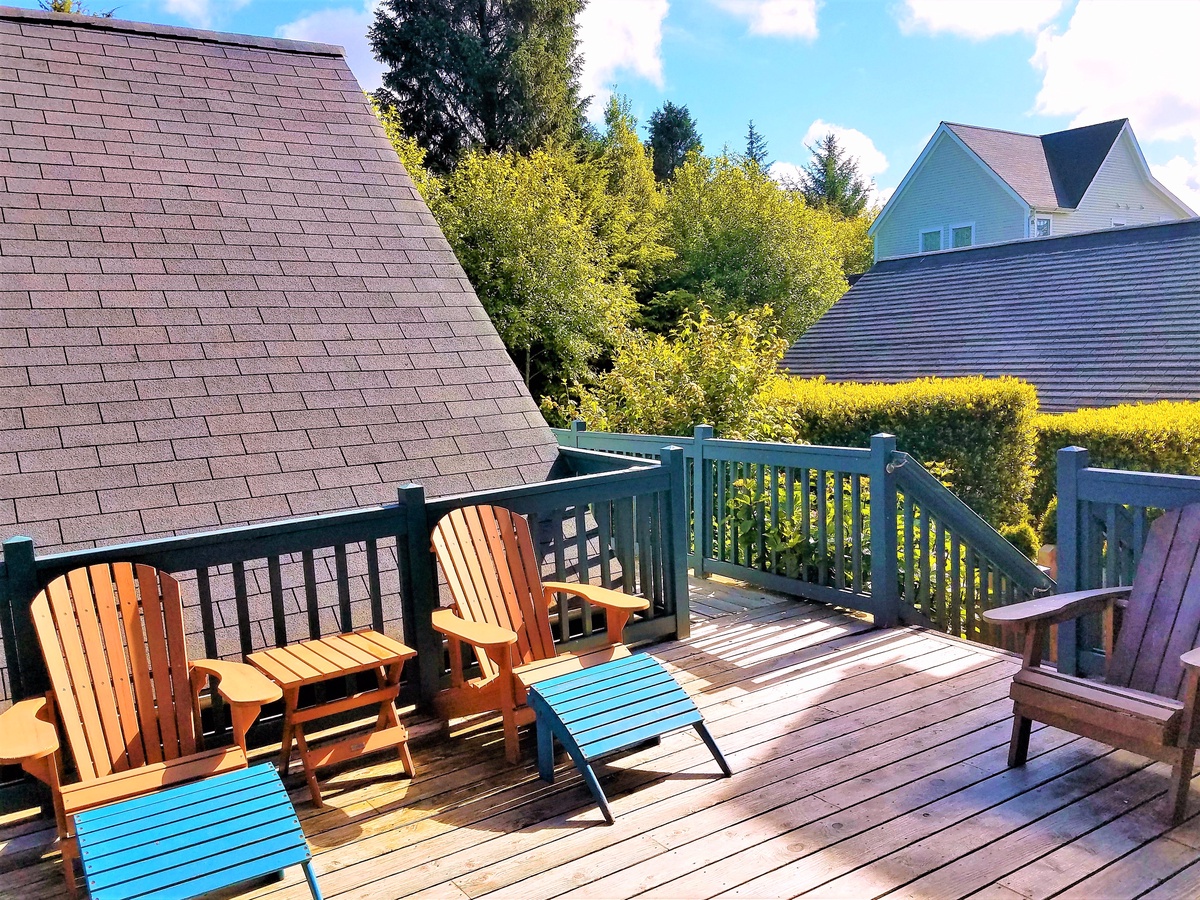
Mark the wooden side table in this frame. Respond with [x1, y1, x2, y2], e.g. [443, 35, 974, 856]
[247, 631, 417, 806]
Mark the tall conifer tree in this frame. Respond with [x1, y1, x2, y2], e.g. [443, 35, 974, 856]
[799, 132, 870, 217]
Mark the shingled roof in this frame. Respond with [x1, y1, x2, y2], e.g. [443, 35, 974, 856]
[781, 219, 1200, 413]
[0, 7, 559, 554]
[945, 119, 1126, 210]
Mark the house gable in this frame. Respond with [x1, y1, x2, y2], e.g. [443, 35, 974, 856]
[870, 127, 1028, 261]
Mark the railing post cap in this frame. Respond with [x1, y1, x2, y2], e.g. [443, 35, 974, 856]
[570, 419, 586, 431]
[1057, 446, 1089, 465]
[2, 534, 35, 549]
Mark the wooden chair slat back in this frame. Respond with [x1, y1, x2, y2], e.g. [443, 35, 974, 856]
[1109, 504, 1200, 699]
[431, 505, 557, 676]
[30, 563, 197, 783]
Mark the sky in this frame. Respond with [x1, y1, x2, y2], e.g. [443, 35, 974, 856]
[15, 0, 1200, 211]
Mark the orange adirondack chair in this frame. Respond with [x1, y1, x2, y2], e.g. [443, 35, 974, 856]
[0, 563, 281, 892]
[986, 503, 1200, 823]
[430, 505, 650, 763]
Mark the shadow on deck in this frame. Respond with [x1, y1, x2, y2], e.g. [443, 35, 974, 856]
[4, 578, 1200, 899]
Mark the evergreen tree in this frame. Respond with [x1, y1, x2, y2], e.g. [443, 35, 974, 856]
[370, 0, 586, 173]
[646, 101, 702, 182]
[744, 120, 770, 168]
[799, 132, 870, 217]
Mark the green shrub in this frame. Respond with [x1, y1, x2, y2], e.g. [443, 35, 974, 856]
[1033, 401, 1200, 517]
[1039, 496, 1057, 545]
[759, 376, 1039, 527]
[1000, 522, 1038, 560]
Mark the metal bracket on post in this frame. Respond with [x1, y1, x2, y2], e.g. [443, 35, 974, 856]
[1055, 446, 1088, 676]
[661, 446, 691, 640]
[691, 425, 713, 577]
[869, 434, 900, 628]
[398, 484, 442, 709]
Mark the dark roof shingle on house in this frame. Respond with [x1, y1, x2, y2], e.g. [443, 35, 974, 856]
[0, 7, 560, 555]
[946, 119, 1126, 210]
[782, 218, 1200, 414]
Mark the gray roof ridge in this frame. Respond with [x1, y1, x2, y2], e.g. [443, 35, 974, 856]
[0, 4, 344, 56]
[944, 121, 1039, 139]
[874, 216, 1200, 270]
[1040, 117, 1129, 140]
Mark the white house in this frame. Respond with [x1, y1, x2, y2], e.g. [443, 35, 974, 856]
[869, 119, 1193, 262]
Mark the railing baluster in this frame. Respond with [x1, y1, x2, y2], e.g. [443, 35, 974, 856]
[196, 567, 224, 740]
[1105, 504, 1119, 588]
[302, 549, 320, 640]
[784, 467, 796, 579]
[964, 548, 977, 641]
[366, 538, 383, 633]
[769, 464, 779, 576]
[903, 492, 915, 610]
[574, 505, 592, 636]
[267, 555, 286, 648]
[800, 468, 811, 583]
[756, 462, 767, 571]
[816, 469, 828, 586]
[596, 501, 614, 589]
[850, 473, 862, 594]
[918, 505, 931, 619]
[334, 543, 351, 633]
[614, 496, 636, 595]
[950, 533, 962, 638]
[833, 471, 845, 591]
[934, 518, 946, 632]
[636, 494, 654, 611]
[232, 561, 252, 658]
[717, 460, 727, 564]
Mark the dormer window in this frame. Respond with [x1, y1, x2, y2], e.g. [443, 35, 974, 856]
[1035, 216, 1052, 237]
[951, 223, 974, 248]
[920, 228, 942, 252]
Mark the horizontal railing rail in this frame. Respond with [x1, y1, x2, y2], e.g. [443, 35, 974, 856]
[554, 422, 1054, 644]
[1056, 446, 1200, 676]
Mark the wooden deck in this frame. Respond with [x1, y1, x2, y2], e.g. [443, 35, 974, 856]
[6, 578, 1200, 899]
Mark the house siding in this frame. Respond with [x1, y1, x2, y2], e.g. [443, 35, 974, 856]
[1056, 130, 1187, 234]
[874, 132, 1028, 260]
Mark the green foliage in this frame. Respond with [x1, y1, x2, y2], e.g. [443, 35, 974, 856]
[545, 307, 789, 438]
[1032, 401, 1200, 517]
[1039, 496, 1057, 545]
[744, 120, 770, 169]
[370, 0, 585, 172]
[435, 146, 635, 395]
[646, 101, 702, 182]
[656, 154, 849, 339]
[371, 99, 441, 201]
[761, 376, 1040, 527]
[38, 0, 114, 14]
[999, 522, 1039, 560]
[800, 132, 871, 218]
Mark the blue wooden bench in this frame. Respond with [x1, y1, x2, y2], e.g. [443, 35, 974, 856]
[75, 763, 322, 900]
[525, 653, 731, 823]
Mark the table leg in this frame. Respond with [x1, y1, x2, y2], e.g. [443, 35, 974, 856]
[278, 687, 299, 776]
[294, 726, 323, 807]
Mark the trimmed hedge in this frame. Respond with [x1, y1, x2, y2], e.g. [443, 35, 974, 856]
[759, 376, 1039, 527]
[1033, 401, 1200, 517]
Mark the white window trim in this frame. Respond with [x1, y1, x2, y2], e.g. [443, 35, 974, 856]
[949, 221, 975, 249]
[1035, 214, 1053, 237]
[918, 226, 943, 253]
[1112, 216, 1127, 227]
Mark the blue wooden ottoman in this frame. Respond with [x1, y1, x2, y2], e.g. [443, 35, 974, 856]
[74, 763, 322, 900]
[525, 653, 732, 824]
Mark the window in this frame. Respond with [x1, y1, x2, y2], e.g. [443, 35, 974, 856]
[920, 228, 942, 252]
[951, 224, 974, 248]
[1112, 217, 1127, 227]
[1035, 216, 1052, 237]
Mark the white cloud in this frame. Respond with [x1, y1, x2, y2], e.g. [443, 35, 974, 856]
[898, 0, 1065, 40]
[162, 0, 248, 29]
[578, 0, 669, 120]
[713, 0, 819, 39]
[1032, 0, 1200, 213]
[277, 3, 385, 91]
[771, 120, 890, 205]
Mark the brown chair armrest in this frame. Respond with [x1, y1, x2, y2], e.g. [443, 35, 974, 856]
[431, 608, 518, 649]
[542, 582, 650, 613]
[190, 659, 282, 707]
[0, 697, 58, 765]
[982, 587, 1131, 629]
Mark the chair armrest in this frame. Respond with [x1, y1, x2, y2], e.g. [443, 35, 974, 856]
[0, 697, 59, 765]
[190, 659, 282, 707]
[432, 608, 518, 649]
[982, 587, 1131, 629]
[542, 582, 650, 613]
[1182, 647, 1200, 670]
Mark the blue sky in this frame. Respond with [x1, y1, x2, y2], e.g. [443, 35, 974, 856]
[16, 0, 1200, 208]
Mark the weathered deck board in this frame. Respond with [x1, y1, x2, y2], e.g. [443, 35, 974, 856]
[5, 576, 1200, 899]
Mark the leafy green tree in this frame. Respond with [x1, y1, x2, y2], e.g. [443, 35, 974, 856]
[744, 120, 770, 169]
[38, 0, 113, 14]
[546, 307, 790, 438]
[434, 147, 635, 395]
[370, 0, 586, 172]
[371, 99, 442, 202]
[655, 154, 848, 338]
[800, 132, 871, 218]
[646, 101, 702, 182]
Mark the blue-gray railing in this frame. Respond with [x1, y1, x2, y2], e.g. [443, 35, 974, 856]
[1056, 445, 1200, 677]
[554, 423, 1054, 644]
[0, 446, 688, 718]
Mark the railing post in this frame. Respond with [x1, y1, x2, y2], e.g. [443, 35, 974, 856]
[569, 419, 586, 448]
[399, 484, 442, 708]
[661, 446, 691, 640]
[691, 425, 713, 577]
[1056, 446, 1088, 676]
[869, 434, 900, 628]
[1, 535, 45, 699]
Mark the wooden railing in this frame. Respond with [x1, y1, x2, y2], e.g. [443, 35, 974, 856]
[0, 446, 688, 716]
[555, 423, 1054, 641]
[1055, 446, 1200, 677]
